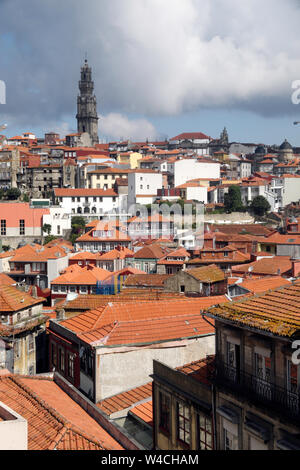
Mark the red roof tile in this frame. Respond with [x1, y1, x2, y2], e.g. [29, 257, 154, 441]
[0, 374, 121, 450]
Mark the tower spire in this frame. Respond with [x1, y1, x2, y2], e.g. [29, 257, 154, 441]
[76, 59, 99, 146]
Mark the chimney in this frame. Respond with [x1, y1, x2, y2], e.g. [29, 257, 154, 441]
[291, 258, 300, 277]
[32, 286, 38, 299]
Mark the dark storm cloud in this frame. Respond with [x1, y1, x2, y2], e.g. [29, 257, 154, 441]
[1, 0, 300, 138]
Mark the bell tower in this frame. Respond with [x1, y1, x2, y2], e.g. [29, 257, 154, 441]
[76, 59, 99, 145]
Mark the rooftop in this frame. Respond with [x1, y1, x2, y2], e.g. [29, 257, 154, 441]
[54, 296, 228, 347]
[124, 274, 171, 287]
[0, 372, 122, 450]
[0, 284, 44, 313]
[185, 264, 226, 283]
[207, 282, 300, 338]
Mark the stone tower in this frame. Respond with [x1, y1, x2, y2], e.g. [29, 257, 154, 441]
[76, 59, 99, 146]
[220, 127, 229, 145]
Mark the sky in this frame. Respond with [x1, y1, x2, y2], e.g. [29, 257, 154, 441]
[1, 0, 300, 145]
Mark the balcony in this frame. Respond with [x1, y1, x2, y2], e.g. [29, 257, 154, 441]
[210, 360, 299, 420]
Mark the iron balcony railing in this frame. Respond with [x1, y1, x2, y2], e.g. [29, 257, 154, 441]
[211, 360, 300, 418]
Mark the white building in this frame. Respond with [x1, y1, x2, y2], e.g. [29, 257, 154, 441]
[169, 132, 211, 156]
[172, 159, 220, 187]
[127, 170, 163, 209]
[54, 188, 119, 218]
[42, 207, 71, 237]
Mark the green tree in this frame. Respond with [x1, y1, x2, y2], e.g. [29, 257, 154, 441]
[250, 196, 271, 216]
[224, 186, 243, 212]
[43, 235, 57, 245]
[6, 188, 21, 200]
[42, 224, 52, 235]
[23, 193, 29, 202]
[70, 216, 86, 245]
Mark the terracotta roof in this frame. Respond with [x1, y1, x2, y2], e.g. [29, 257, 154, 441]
[129, 401, 153, 427]
[177, 356, 215, 386]
[0, 273, 16, 286]
[76, 314, 214, 347]
[207, 224, 272, 237]
[0, 373, 122, 450]
[134, 245, 166, 259]
[56, 297, 228, 345]
[238, 276, 292, 293]
[262, 233, 300, 245]
[51, 266, 111, 286]
[124, 274, 171, 287]
[76, 228, 131, 243]
[185, 264, 225, 283]
[232, 256, 292, 276]
[170, 132, 211, 141]
[0, 284, 43, 312]
[10, 245, 67, 263]
[59, 290, 184, 312]
[113, 266, 146, 276]
[97, 383, 152, 416]
[207, 282, 300, 338]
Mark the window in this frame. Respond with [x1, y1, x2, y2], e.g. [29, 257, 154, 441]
[159, 392, 170, 434]
[59, 347, 65, 372]
[80, 286, 88, 294]
[57, 225, 61, 235]
[52, 285, 59, 293]
[19, 219, 25, 235]
[15, 340, 21, 359]
[80, 347, 93, 377]
[198, 413, 213, 450]
[1, 219, 6, 236]
[60, 286, 67, 293]
[227, 341, 240, 382]
[51, 342, 57, 366]
[286, 359, 299, 412]
[67, 353, 75, 378]
[224, 428, 238, 450]
[28, 334, 35, 353]
[177, 402, 190, 446]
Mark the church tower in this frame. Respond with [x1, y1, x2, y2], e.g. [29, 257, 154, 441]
[76, 59, 99, 145]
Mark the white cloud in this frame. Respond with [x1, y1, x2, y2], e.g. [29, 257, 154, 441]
[100, 113, 158, 141]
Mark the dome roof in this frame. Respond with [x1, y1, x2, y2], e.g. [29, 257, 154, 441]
[255, 144, 266, 155]
[280, 139, 292, 150]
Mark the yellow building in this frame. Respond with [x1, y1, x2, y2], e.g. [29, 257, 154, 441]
[86, 168, 130, 189]
[117, 152, 143, 169]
